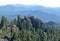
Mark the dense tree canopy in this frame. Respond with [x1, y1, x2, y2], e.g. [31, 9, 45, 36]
[0, 15, 60, 41]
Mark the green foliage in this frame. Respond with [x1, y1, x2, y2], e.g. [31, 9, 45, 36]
[0, 15, 60, 41]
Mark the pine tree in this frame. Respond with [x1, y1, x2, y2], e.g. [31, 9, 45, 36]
[17, 15, 22, 30]
[0, 16, 8, 29]
[13, 18, 17, 25]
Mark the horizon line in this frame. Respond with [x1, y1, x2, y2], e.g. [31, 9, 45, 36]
[0, 4, 60, 8]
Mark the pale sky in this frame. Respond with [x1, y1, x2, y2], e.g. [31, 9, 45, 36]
[0, 0, 60, 7]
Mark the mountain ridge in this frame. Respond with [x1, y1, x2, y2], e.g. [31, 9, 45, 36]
[0, 4, 60, 22]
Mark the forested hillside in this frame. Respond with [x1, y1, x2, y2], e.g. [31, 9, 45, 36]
[0, 15, 60, 41]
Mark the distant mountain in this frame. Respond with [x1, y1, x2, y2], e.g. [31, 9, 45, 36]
[45, 21, 57, 26]
[45, 21, 60, 29]
[0, 4, 60, 22]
